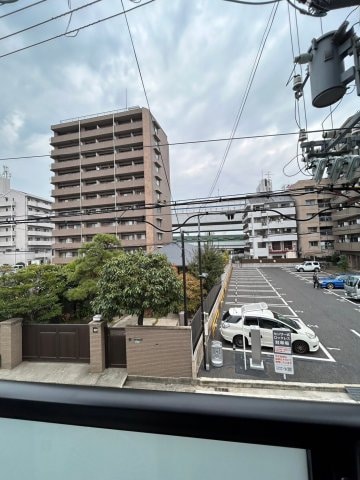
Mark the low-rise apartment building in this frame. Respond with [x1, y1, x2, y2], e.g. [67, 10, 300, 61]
[0, 168, 53, 265]
[242, 195, 297, 259]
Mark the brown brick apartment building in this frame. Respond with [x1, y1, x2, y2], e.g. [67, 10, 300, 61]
[289, 179, 338, 258]
[50, 107, 172, 263]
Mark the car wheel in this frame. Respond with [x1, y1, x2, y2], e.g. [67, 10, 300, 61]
[292, 340, 309, 355]
[233, 335, 244, 348]
[327, 283, 334, 289]
[299, 268, 304, 272]
[314, 268, 319, 272]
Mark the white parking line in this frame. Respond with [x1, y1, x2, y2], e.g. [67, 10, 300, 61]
[350, 329, 360, 339]
[222, 345, 335, 362]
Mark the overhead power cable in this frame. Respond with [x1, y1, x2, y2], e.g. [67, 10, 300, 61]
[208, 2, 279, 196]
[0, 0, 156, 60]
[0, 0, 104, 42]
[223, 0, 282, 5]
[1, 124, 360, 162]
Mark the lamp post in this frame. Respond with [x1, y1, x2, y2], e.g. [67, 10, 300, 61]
[197, 216, 209, 371]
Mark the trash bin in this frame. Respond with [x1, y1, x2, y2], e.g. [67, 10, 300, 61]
[211, 340, 223, 367]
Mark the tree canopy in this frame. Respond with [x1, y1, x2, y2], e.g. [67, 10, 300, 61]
[188, 244, 227, 292]
[64, 234, 122, 319]
[92, 250, 182, 325]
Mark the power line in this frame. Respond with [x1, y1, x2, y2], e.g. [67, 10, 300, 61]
[0, 0, 156, 60]
[0, 0, 104, 42]
[223, 0, 282, 5]
[208, 2, 279, 196]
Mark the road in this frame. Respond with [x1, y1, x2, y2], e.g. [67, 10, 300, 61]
[200, 264, 360, 384]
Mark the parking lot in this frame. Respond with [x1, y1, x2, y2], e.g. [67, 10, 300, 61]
[200, 264, 360, 384]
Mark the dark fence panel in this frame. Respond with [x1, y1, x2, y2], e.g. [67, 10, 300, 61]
[22, 324, 90, 363]
[191, 282, 221, 351]
[105, 327, 127, 368]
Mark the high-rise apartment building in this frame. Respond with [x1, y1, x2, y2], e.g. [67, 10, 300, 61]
[0, 167, 53, 265]
[50, 107, 172, 263]
[289, 179, 337, 258]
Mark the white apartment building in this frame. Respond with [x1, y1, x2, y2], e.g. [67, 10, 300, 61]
[242, 195, 298, 259]
[0, 168, 53, 266]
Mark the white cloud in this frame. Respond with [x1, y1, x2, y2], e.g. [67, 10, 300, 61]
[0, 0, 358, 200]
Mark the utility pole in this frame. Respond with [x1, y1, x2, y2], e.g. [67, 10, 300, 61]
[181, 230, 188, 326]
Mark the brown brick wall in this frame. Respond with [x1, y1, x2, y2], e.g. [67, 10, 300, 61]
[126, 326, 192, 377]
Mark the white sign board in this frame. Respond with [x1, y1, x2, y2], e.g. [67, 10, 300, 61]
[274, 353, 294, 375]
[273, 329, 294, 376]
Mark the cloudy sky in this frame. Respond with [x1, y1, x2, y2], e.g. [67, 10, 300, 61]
[0, 0, 358, 202]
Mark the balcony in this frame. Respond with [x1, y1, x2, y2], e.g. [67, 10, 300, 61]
[332, 223, 360, 235]
[334, 242, 360, 252]
[332, 207, 360, 221]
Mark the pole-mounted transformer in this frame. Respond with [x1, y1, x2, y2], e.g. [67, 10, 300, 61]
[294, 21, 360, 108]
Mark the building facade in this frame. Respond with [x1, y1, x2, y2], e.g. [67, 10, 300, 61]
[50, 107, 172, 263]
[242, 195, 298, 259]
[0, 168, 53, 265]
[289, 179, 337, 259]
[332, 186, 360, 269]
[172, 201, 246, 254]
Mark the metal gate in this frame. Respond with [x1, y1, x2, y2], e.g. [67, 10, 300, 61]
[105, 327, 127, 368]
[22, 324, 90, 363]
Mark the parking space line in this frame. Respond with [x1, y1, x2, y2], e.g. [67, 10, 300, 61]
[350, 329, 360, 339]
[319, 343, 336, 362]
[222, 345, 335, 362]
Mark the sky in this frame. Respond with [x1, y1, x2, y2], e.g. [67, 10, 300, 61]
[0, 0, 359, 203]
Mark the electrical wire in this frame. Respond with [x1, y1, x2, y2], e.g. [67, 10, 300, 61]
[0, 0, 156, 60]
[0, 0, 103, 42]
[223, 0, 282, 5]
[208, 2, 279, 196]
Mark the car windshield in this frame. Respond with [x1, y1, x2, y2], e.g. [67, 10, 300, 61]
[346, 276, 360, 287]
[224, 315, 241, 324]
[272, 312, 300, 330]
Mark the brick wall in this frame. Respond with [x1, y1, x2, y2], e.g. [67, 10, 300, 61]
[126, 326, 192, 377]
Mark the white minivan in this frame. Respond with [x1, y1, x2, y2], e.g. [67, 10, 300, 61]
[220, 302, 319, 354]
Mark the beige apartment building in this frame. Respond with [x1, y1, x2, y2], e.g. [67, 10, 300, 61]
[332, 187, 360, 270]
[289, 179, 338, 258]
[50, 107, 172, 263]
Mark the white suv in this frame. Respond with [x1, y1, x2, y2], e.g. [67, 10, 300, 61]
[295, 261, 320, 272]
[220, 302, 319, 354]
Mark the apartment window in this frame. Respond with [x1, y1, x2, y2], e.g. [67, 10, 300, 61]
[257, 242, 266, 248]
[155, 178, 161, 187]
[284, 241, 293, 250]
[308, 227, 317, 233]
[136, 233, 146, 240]
[271, 242, 281, 251]
[309, 241, 318, 247]
[305, 200, 316, 206]
[157, 233, 163, 241]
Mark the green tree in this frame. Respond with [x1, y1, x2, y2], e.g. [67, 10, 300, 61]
[64, 234, 122, 320]
[0, 265, 68, 323]
[177, 272, 201, 316]
[188, 244, 227, 292]
[92, 250, 182, 325]
[337, 254, 349, 272]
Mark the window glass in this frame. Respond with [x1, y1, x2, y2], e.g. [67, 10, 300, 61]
[244, 317, 258, 327]
[258, 318, 281, 329]
[225, 315, 241, 324]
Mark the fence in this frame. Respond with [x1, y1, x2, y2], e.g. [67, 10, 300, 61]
[191, 282, 221, 351]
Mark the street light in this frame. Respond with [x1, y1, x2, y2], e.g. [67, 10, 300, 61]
[197, 216, 209, 371]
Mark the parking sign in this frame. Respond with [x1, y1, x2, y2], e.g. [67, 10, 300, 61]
[273, 329, 294, 375]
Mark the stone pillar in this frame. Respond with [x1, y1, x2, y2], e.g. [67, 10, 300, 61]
[89, 320, 106, 373]
[0, 318, 22, 369]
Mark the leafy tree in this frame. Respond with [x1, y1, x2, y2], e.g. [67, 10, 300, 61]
[337, 254, 349, 272]
[64, 234, 122, 320]
[188, 244, 227, 292]
[92, 250, 182, 325]
[0, 265, 68, 323]
[177, 272, 201, 316]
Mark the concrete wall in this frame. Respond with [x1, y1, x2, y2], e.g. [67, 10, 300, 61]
[126, 325, 192, 378]
[0, 318, 22, 369]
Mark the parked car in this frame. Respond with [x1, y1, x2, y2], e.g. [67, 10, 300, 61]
[319, 274, 349, 289]
[220, 302, 319, 354]
[345, 275, 360, 300]
[295, 261, 321, 272]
